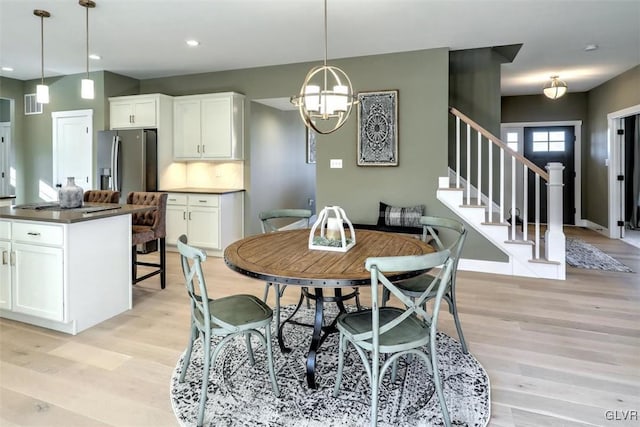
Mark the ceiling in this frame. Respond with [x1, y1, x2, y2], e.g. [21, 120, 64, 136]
[1, 0, 639, 97]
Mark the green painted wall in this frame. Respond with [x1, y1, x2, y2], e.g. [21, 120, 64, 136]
[140, 48, 505, 261]
[0, 77, 26, 199]
[17, 72, 107, 202]
[586, 65, 640, 227]
[248, 102, 315, 235]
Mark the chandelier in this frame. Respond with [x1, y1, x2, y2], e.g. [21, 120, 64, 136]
[543, 75, 568, 100]
[290, 0, 357, 135]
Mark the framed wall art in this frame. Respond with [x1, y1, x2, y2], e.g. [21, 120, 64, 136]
[357, 90, 398, 166]
[306, 128, 317, 164]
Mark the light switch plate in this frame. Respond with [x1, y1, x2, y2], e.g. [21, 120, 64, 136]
[330, 159, 343, 168]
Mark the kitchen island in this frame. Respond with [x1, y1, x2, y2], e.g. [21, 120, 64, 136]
[0, 203, 153, 335]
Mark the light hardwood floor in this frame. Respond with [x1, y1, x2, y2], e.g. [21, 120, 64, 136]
[1, 226, 638, 426]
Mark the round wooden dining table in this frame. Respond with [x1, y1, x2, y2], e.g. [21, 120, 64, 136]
[224, 228, 434, 388]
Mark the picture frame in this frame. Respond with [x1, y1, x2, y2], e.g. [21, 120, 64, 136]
[357, 90, 398, 166]
[306, 128, 317, 164]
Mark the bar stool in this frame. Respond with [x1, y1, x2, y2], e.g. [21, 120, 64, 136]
[83, 190, 120, 203]
[127, 192, 168, 289]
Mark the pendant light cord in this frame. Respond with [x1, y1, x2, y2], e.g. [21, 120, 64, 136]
[40, 15, 45, 85]
[85, 5, 89, 78]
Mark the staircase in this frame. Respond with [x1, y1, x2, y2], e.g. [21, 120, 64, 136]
[438, 108, 566, 280]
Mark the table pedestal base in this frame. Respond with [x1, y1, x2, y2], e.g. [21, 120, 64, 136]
[277, 287, 360, 389]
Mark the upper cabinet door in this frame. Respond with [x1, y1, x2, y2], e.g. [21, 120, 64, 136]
[174, 99, 202, 159]
[109, 95, 158, 129]
[172, 92, 244, 161]
[201, 96, 232, 159]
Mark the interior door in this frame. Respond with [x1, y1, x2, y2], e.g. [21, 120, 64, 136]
[53, 110, 93, 194]
[0, 123, 10, 196]
[524, 126, 575, 224]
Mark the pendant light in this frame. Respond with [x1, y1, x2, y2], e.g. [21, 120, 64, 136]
[79, 0, 96, 100]
[290, 0, 357, 135]
[33, 9, 50, 104]
[543, 75, 568, 100]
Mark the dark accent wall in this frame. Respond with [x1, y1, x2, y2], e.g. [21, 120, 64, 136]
[501, 65, 640, 228]
[502, 92, 589, 221]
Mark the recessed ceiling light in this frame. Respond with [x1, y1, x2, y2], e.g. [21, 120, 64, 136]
[89, 54, 101, 60]
[186, 39, 200, 47]
[1, 66, 14, 72]
[584, 44, 598, 52]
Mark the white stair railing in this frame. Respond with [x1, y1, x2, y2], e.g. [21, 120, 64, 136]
[449, 107, 565, 265]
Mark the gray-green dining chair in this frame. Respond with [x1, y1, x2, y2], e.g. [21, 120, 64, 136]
[333, 249, 455, 427]
[258, 209, 313, 333]
[382, 216, 469, 353]
[177, 235, 280, 427]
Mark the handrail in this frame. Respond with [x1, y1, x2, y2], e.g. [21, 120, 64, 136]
[449, 107, 549, 181]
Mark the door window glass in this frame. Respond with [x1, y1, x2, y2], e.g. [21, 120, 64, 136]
[506, 131, 518, 152]
[531, 131, 566, 152]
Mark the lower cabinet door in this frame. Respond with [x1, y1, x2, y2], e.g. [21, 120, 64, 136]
[12, 243, 64, 321]
[188, 207, 220, 249]
[0, 241, 11, 310]
[166, 205, 188, 245]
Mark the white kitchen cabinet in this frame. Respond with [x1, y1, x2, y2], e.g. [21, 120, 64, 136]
[0, 240, 10, 310]
[109, 94, 159, 129]
[173, 92, 244, 160]
[0, 221, 10, 310]
[166, 194, 220, 249]
[0, 214, 132, 335]
[166, 192, 243, 256]
[13, 242, 64, 321]
[2, 221, 65, 321]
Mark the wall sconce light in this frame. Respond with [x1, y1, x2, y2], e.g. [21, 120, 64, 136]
[34, 9, 51, 104]
[543, 75, 568, 100]
[80, 0, 96, 100]
[290, 0, 357, 135]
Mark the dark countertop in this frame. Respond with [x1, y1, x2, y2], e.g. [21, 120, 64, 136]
[0, 195, 16, 200]
[0, 203, 154, 224]
[160, 187, 245, 194]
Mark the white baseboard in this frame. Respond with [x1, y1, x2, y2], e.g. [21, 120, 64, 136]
[458, 258, 513, 276]
[583, 220, 609, 237]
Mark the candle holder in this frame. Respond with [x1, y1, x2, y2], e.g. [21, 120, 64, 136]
[308, 206, 356, 252]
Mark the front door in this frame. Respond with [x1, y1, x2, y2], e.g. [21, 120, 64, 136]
[524, 126, 575, 224]
[52, 110, 93, 194]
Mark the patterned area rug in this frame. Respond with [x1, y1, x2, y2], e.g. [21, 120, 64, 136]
[566, 238, 634, 272]
[170, 304, 491, 427]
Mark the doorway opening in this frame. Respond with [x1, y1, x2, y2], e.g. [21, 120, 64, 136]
[607, 104, 640, 244]
[501, 120, 582, 226]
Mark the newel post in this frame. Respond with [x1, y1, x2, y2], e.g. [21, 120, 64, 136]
[545, 162, 566, 277]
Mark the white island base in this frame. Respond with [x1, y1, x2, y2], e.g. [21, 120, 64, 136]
[1, 213, 133, 335]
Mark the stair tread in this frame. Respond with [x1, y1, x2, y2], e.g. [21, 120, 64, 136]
[459, 204, 486, 209]
[505, 239, 534, 246]
[529, 258, 561, 265]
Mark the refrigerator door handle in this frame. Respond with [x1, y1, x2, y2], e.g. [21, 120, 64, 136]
[112, 136, 122, 191]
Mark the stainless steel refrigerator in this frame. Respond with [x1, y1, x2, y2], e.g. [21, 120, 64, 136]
[97, 129, 158, 252]
[96, 129, 157, 203]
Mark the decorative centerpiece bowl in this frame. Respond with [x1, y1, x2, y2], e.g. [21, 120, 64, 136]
[308, 206, 356, 252]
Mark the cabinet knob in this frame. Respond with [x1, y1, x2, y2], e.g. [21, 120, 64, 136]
[27, 232, 41, 236]
[202, 145, 205, 153]
[1, 250, 7, 265]
[10, 251, 15, 266]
